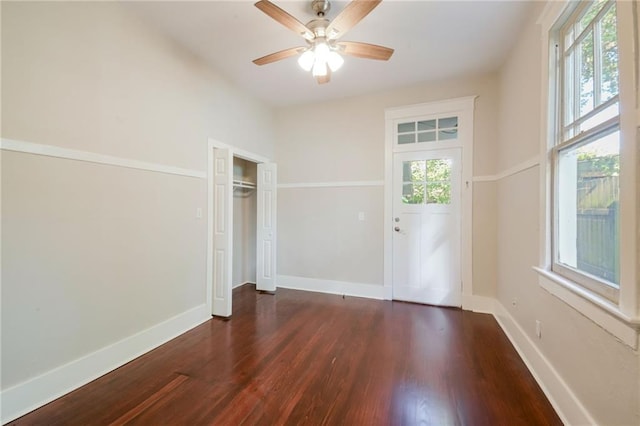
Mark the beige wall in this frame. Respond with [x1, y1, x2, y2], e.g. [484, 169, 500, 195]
[1, 1, 274, 390]
[275, 73, 499, 294]
[496, 3, 639, 424]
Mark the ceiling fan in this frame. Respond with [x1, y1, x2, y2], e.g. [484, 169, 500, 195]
[253, 0, 394, 84]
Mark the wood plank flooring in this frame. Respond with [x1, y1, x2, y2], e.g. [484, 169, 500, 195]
[10, 285, 562, 425]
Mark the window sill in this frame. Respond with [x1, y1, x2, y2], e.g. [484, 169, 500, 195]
[533, 267, 639, 349]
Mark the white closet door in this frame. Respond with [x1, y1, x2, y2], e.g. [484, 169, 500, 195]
[212, 148, 233, 317]
[256, 163, 277, 292]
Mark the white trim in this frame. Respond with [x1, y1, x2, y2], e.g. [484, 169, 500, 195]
[472, 156, 540, 182]
[277, 180, 384, 189]
[535, 267, 639, 348]
[233, 281, 254, 289]
[384, 96, 476, 306]
[206, 138, 273, 317]
[536, 0, 640, 341]
[0, 304, 210, 424]
[461, 294, 495, 314]
[207, 138, 270, 164]
[1, 138, 206, 179]
[492, 300, 596, 426]
[277, 275, 389, 300]
[385, 96, 478, 120]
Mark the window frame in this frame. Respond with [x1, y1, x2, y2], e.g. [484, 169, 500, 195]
[537, 0, 639, 348]
[551, 0, 622, 301]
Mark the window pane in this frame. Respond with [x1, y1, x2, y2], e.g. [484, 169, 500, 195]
[426, 159, 452, 182]
[600, 4, 619, 102]
[402, 183, 425, 204]
[439, 129, 458, 140]
[557, 131, 620, 285]
[403, 160, 426, 182]
[417, 131, 436, 143]
[580, 0, 607, 32]
[580, 30, 594, 116]
[579, 103, 619, 132]
[439, 116, 458, 129]
[418, 120, 436, 131]
[427, 183, 451, 204]
[398, 122, 415, 133]
[398, 133, 415, 144]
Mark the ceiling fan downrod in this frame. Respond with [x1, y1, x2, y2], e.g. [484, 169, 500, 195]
[311, 0, 331, 17]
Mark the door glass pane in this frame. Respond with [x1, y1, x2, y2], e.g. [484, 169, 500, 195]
[398, 122, 415, 133]
[403, 160, 426, 182]
[426, 159, 452, 181]
[439, 116, 458, 129]
[402, 183, 425, 204]
[427, 183, 451, 204]
[398, 133, 415, 144]
[402, 159, 452, 205]
[418, 120, 436, 131]
[426, 159, 452, 204]
[417, 131, 436, 143]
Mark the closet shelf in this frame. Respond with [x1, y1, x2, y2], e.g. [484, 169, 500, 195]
[233, 179, 256, 189]
[233, 180, 256, 196]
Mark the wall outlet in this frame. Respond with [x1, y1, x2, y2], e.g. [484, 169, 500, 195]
[535, 320, 542, 339]
[358, 212, 365, 221]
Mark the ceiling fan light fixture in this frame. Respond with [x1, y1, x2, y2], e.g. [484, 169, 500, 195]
[312, 59, 328, 77]
[298, 49, 315, 71]
[327, 50, 344, 72]
[253, 0, 393, 84]
[314, 41, 330, 61]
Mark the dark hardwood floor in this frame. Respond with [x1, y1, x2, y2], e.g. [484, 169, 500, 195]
[10, 285, 562, 425]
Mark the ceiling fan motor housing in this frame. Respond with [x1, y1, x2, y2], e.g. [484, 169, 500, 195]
[311, 0, 331, 17]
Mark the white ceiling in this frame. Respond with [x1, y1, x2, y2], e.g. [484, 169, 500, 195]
[126, 0, 535, 107]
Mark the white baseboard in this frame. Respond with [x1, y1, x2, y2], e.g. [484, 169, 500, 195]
[233, 281, 255, 289]
[492, 301, 595, 426]
[277, 275, 387, 300]
[1, 304, 210, 424]
[461, 294, 495, 313]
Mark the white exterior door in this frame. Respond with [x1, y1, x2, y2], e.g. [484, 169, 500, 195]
[256, 163, 277, 292]
[212, 148, 233, 317]
[392, 148, 462, 307]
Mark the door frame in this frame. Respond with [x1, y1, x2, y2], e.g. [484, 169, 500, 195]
[383, 97, 476, 307]
[206, 138, 272, 317]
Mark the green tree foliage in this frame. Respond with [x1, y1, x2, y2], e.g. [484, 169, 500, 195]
[579, 0, 618, 112]
[402, 159, 451, 204]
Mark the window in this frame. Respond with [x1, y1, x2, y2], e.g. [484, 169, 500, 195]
[396, 116, 458, 145]
[552, 0, 620, 300]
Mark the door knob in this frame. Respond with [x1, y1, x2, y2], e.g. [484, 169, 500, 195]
[394, 226, 400, 232]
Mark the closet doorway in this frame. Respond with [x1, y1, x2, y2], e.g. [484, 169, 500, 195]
[207, 140, 277, 318]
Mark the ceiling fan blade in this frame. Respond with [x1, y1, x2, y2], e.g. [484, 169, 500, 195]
[255, 0, 315, 41]
[326, 0, 382, 40]
[253, 47, 305, 66]
[316, 69, 331, 84]
[337, 41, 394, 60]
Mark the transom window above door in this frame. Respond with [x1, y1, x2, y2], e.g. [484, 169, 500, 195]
[402, 159, 452, 204]
[396, 116, 458, 145]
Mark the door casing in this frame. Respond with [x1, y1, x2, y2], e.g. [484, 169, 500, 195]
[383, 97, 476, 307]
[207, 138, 276, 317]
